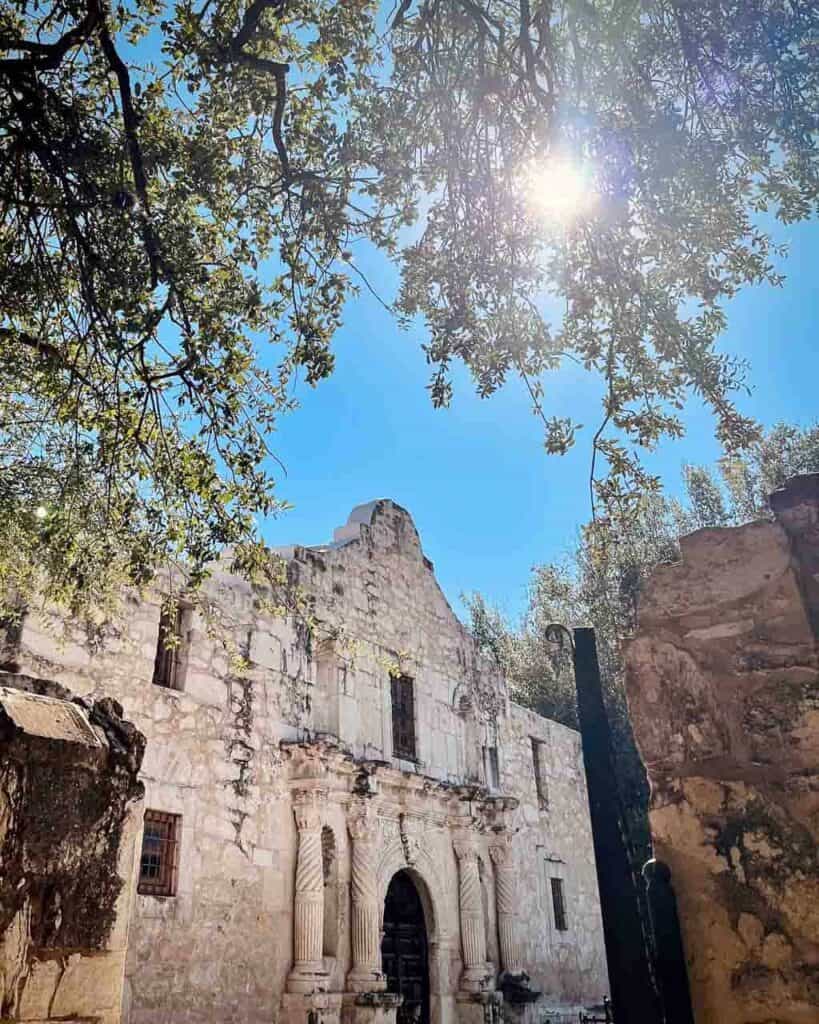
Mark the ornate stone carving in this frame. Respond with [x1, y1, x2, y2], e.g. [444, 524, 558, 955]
[399, 813, 423, 866]
[487, 840, 511, 870]
[292, 788, 325, 831]
[453, 837, 479, 866]
[346, 800, 385, 993]
[288, 789, 328, 993]
[347, 800, 378, 842]
[489, 837, 522, 974]
[453, 834, 492, 992]
[378, 814, 400, 844]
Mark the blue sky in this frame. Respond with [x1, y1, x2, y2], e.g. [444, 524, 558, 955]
[121, 12, 819, 623]
[260, 215, 819, 622]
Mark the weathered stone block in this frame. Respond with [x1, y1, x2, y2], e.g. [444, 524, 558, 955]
[626, 474, 819, 1024]
[0, 675, 144, 1023]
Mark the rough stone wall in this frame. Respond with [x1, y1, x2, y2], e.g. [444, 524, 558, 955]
[504, 704, 607, 1005]
[0, 673, 144, 1023]
[625, 475, 819, 1024]
[7, 499, 608, 1023]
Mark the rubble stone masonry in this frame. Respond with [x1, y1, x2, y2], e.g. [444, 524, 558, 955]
[626, 475, 819, 1023]
[4, 500, 608, 1024]
[0, 673, 145, 1022]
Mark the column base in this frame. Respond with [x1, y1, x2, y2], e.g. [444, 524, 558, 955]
[346, 969, 387, 993]
[456, 989, 503, 1024]
[459, 963, 495, 993]
[282, 992, 343, 1024]
[287, 962, 332, 995]
[341, 990, 402, 1024]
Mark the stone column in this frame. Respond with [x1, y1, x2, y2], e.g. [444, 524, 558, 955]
[288, 790, 329, 993]
[489, 839, 522, 975]
[454, 836, 492, 992]
[346, 801, 385, 992]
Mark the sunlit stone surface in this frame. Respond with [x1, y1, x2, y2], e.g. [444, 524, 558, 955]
[627, 474, 819, 1024]
[5, 499, 608, 1024]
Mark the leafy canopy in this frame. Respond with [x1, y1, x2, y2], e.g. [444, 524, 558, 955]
[2, 0, 818, 614]
[464, 420, 819, 869]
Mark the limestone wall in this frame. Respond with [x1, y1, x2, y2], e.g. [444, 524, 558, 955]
[0, 673, 144, 1023]
[7, 499, 608, 1023]
[505, 704, 608, 1005]
[625, 475, 819, 1023]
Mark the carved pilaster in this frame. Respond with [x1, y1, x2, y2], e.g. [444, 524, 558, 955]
[288, 790, 329, 993]
[489, 839, 522, 975]
[346, 801, 385, 992]
[454, 836, 492, 992]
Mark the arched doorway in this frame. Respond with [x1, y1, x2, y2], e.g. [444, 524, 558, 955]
[381, 870, 430, 1024]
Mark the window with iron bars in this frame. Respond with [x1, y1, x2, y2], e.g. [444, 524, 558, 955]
[550, 876, 568, 931]
[391, 674, 416, 760]
[138, 810, 181, 897]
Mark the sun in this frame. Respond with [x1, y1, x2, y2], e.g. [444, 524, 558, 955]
[523, 154, 598, 224]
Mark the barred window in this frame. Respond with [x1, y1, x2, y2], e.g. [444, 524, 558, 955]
[138, 810, 181, 897]
[153, 604, 185, 690]
[391, 674, 416, 760]
[551, 877, 568, 931]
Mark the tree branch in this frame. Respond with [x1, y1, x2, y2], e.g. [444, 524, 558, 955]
[0, 6, 100, 74]
[231, 0, 288, 52]
[94, 3, 162, 287]
[225, 1, 291, 175]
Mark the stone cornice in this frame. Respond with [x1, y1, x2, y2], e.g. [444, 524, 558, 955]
[280, 738, 518, 832]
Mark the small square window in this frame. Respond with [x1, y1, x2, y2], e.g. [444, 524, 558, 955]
[551, 877, 568, 931]
[138, 810, 181, 896]
[391, 674, 416, 760]
[153, 604, 186, 690]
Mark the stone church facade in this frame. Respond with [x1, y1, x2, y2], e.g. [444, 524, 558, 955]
[9, 499, 608, 1024]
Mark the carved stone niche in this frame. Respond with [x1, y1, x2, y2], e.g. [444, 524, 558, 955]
[452, 680, 474, 717]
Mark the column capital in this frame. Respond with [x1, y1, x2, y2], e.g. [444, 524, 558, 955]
[453, 835, 479, 865]
[347, 799, 378, 842]
[292, 788, 326, 831]
[488, 836, 514, 868]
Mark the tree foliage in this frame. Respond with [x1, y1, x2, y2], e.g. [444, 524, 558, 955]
[3, 0, 819, 613]
[465, 421, 819, 864]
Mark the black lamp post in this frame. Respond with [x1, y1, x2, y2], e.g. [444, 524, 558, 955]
[545, 625, 661, 1024]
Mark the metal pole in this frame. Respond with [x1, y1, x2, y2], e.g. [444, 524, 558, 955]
[642, 861, 695, 1024]
[571, 627, 660, 1024]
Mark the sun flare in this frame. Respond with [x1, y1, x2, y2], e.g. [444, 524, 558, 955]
[524, 155, 598, 224]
